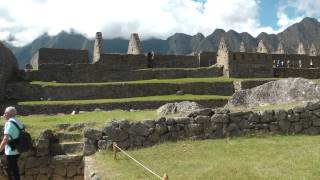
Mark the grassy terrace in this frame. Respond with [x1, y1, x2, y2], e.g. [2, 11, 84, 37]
[95, 136, 320, 180]
[16, 94, 229, 105]
[30, 77, 279, 86]
[15, 110, 157, 138]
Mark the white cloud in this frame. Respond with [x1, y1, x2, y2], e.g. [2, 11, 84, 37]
[0, 0, 277, 46]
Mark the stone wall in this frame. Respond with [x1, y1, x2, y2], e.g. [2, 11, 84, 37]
[228, 52, 274, 78]
[84, 157, 101, 180]
[23, 64, 222, 83]
[271, 54, 320, 68]
[32, 48, 89, 69]
[0, 130, 84, 180]
[6, 81, 234, 101]
[96, 53, 200, 70]
[274, 68, 320, 79]
[1, 99, 227, 115]
[199, 52, 217, 67]
[83, 101, 320, 152]
[233, 80, 275, 92]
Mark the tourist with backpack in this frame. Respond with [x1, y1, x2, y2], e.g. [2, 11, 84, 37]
[0, 106, 24, 180]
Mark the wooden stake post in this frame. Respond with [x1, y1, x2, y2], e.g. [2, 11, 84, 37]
[113, 142, 117, 160]
[162, 173, 168, 180]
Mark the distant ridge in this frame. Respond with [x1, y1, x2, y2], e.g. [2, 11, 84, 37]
[4, 17, 320, 68]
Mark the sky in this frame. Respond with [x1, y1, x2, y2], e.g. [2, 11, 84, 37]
[0, 0, 320, 46]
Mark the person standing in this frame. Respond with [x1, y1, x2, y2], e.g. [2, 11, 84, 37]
[0, 106, 23, 180]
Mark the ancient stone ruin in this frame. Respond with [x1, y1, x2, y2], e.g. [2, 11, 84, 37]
[127, 33, 143, 55]
[297, 42, 306, 55]
[239, 41, 247, 52]
[92, 32, 103, 63]
[256, 40, 270, 53]
[275, 42, 286, 54]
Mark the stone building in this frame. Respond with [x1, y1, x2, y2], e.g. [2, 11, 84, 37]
[297, 42, 306, 54]
[309, 43, 317, 56]
[127, 33, 143, 55]
[92, 32, 103, 63]
[256, 40, 270, 53]
[239, 41, 247, 52]
[274, 42, 287, 54]
[217, 38, 273, 78]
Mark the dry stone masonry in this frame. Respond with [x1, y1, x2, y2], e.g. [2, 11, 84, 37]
[92, 32, 102, 64]
[83, 100, 320, 153]
[127, 33, 143, 55]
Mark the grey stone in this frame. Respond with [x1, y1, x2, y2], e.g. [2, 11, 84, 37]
[248, 112, 260, 122]
[287, 113, 300, 122]
[193, 108, 213, 116]
[313, 118, 320, 126]
[214, 108, 230, 114]
[103, 127, 128, 142]
[174, 117, 191, 124]
[156, 101, 203, 116]
[128, 122, 150, 136]
[143, 119, 155, 128]
[304, 127, 320, 135]
[165, 118, 176, 125]
[97, 140, 113, 150]
[279, 119, 291, 132]
[187, 124, 203, 136]
[260, 110, 274, 123]
[211, 114, 229, 123]
[274, 110, 287, 121]
[307, 101, 320, 111]
[83, 138, 96, 156]
[228, 78, 320, 108]
[155, 123, 168, 135]
[83, 128, 103, 140]
[195, 116, 210, 124]
[118, 120, 130, 129]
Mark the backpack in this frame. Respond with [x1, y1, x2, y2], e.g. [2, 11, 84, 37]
[7, 121, 32, 153]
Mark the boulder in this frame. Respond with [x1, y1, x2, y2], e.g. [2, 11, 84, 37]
[156, 101, 203, 116]
[228, 78, 320, 108]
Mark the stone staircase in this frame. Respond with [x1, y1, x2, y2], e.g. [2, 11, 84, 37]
[52, 132, 84, 156]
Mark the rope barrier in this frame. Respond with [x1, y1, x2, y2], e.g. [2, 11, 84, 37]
[113, 142, 168, 180]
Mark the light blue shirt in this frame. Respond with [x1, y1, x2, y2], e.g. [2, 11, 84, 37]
[4, 118, 23, 155]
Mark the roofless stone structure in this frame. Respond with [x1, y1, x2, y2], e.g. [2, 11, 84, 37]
[92, 32, 103, 63]
[256, 40, 270, 53]
[127, 33, 143, 55]
[297, 42, 306, 55]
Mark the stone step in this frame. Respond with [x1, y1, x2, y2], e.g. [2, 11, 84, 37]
[56, 132, 83, 142]
[52, 142, 84, 155]
[6, 80, 235, 101]
[2, 95, 229, 115]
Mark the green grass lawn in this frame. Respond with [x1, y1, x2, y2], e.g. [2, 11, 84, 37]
[17, 94, 229, 105]
[95, 135, 320, 180]
[15, 110, 157, 138]
[30, 77, 279, 86]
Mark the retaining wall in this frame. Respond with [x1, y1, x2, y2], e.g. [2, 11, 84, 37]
[1, 99, 228, 115]
[6, 82, 234, 101]
[83, 101, 320, 152]
[274, 67, 320, 79]
[22, 65, 223, 83]
[0, 131, 84, 180]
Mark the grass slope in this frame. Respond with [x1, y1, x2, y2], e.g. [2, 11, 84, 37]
[17, 94, 229, 105]
[95, 136, 320, 180]
[16, 110, 157, 138]
[30, 77, 279, 86]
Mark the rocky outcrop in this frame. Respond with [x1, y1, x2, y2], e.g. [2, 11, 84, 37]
[228, 78, 320, 108]
[156, 101, 203, 116]
[0, 42, 18, 101]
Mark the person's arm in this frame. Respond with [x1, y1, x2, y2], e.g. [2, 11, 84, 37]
[0, 135, 9, 152]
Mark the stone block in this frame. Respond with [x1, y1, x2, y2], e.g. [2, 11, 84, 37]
[195, 116, 210, 124]
[211, 114, 229, 123]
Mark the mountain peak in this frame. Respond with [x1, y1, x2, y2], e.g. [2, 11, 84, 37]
[301, 17, 319, 24]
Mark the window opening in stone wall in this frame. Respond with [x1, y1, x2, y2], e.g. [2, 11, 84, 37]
[233, 54, 236, 60]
